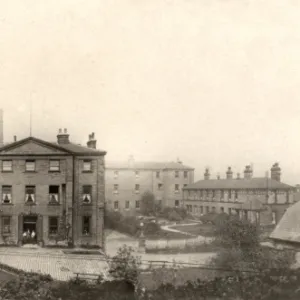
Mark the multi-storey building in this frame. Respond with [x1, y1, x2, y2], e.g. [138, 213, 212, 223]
[183, 163, 295, 225]
[0, 129, 106, 248]
[105, 156, 194, 215]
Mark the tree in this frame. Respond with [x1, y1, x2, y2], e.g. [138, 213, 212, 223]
[211, 217, 296, 272]
[140, 191, 156, 216]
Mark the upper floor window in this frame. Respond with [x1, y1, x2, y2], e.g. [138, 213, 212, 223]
[175, 200, 180, 207]
[2, 216, 11, 234]
[49, 160, 60, 172]
[25, 186, 35, 203]
[175, 171, 179, 178]
[83, 160, 92, 172]
[82, 216, 91, 235]
[135, 184, 140, 193]
[113, 184, 119, 194]
[82, 185, 92, 204]
[156, 171, 160, 178]
[135, 171, 139, 178]
[114, 171, 119, 179]
[49, 186, 59, 204]
[183, 184, 188, 188]
[114, 201, 119, 210]
[25, 160, 35, 172]
[135, 200, 140, 209]
[184, 171, 188, 178]
[158, 183, 163, 191]
[2, 186, 12, 204]
[175, 184, 179, 193]
[2, 160, 12, 172]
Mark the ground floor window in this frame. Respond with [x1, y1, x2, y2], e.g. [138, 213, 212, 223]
[220, 207, 224, 213]
[2, 216, 11, 234]
[175, 200, 179, 207]
[136, 200, 140, 209]
[49, 217, 59, 235]
[82, 216, 91, 235]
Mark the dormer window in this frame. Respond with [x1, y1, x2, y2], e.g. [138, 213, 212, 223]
[25, 160, 35, 172]
[82, 185, 92, 204]
[49, 186, 59, 204]
[25, 186, 35, 203]
[2, 186, 12, 204]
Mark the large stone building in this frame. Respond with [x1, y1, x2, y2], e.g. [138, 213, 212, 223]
[0, 130, 106, 248]
[183, 163, 295, 225]
[105, 156, 194, 214]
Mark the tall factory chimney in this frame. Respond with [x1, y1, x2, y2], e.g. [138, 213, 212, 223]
[0, 109, 3, 147]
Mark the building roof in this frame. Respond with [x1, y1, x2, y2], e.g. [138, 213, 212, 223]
[270, 201, 300, 243]
[51, 142, 106, 155]
[106, 161, 194, 170]
[184, 177, 294, 190]
[0, 136, 106, 156]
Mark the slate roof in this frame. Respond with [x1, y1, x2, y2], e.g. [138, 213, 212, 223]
[270, 201, 300, 243]
[106, 161, 194, 170]
[184, 178, 294, 190]
[0, 136, 106, 156]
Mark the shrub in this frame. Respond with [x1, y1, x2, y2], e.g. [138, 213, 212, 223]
[108, 245, 141, 286]
[167, 210, 182, 222]
[143, 222, 160, 236]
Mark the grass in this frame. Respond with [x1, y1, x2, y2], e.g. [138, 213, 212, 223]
[172, 223, 216, 237]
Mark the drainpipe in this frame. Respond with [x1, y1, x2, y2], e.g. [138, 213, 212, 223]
[72, 155, 76, 247]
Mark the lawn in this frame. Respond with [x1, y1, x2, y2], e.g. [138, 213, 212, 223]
[0, 269, 17, 286]
[172, 224, 216, 237]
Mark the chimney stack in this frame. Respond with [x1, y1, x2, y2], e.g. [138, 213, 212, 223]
[271, 162, 281, 182]
[244, 165, 253, 179]
[87, 132, 97, 149]
[0, 109, 3, 147]
[57, 128, 70, 144]
[226, 167, 233, 179]
[204, 168, 210, 180]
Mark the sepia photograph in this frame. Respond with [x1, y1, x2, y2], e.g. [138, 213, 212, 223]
[0, 0, 300, 299]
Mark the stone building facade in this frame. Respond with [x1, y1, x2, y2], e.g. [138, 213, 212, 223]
[105, 157, 194, 215]
[0, 130, 106, 248]
[183, 163, 295, 225]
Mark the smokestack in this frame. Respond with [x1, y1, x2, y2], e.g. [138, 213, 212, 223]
[87, 132, 97, 149]
[0, 109, 3, 147]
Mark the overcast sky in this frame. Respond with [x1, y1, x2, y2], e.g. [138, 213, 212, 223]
[1, 0, 300, 184]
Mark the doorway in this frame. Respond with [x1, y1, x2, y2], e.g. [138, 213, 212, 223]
[23, 215, 37, 244]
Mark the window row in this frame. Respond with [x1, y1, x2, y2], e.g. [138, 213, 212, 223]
[1, 185, 93, 204]
[1, 159, 93, 173]
[2, 216, 92, 236]
[112, 170, 189, 179]
[113, 200, 140, 210]
[113, 184, 188, 194]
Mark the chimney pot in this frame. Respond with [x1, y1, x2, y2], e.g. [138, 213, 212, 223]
[64, 128, 67, 134]
[57, 128, 70, 144]
[59, 128, 62, 134]
[13, 135, 17, 142]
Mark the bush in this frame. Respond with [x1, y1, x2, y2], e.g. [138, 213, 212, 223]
[108, 245, 141, 286]
[167, 210, 182, 222]
[143, 222, 160, 236]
